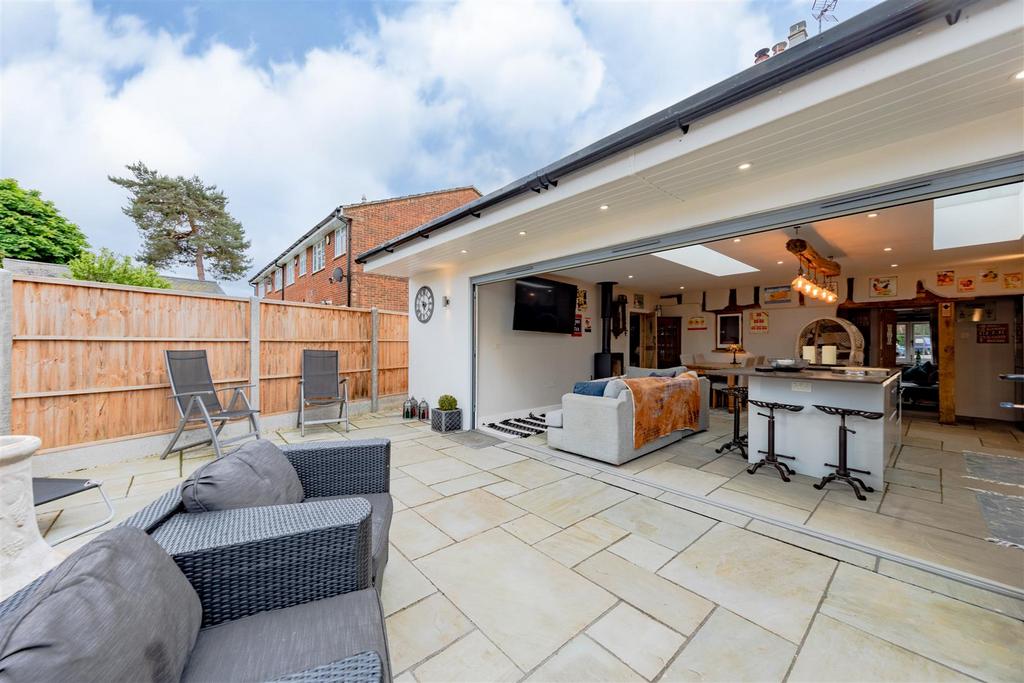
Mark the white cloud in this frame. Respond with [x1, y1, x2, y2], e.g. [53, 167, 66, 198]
[1, 0, 778, 293]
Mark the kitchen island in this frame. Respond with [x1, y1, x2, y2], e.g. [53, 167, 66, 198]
[735, 367, 901, 490]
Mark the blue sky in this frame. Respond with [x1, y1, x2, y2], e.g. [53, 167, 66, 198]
[2, 0, 880, 293]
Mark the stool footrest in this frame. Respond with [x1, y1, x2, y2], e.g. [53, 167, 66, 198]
[824, 463, 871, 475]
[758, 450, 795, 461]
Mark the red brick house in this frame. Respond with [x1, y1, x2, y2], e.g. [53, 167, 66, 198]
[249, 187, 480, 311]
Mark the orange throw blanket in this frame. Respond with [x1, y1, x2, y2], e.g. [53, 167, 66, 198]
[623, 375, 701, 449]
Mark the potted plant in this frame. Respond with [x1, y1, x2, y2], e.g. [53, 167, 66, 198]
[431, 394, 462, 433]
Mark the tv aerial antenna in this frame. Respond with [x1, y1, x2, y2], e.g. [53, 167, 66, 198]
[811, 0, 840, 33]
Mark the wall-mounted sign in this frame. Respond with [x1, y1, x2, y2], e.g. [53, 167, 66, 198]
[749, 311, 769, 334]
[977, 323, 1009, 344]
[936, 270, 955, 287]
[572, 314, 582, 337]
[576, 289, 588, 312]
[1004, 272, 1022, 289]
[868, 275, 898, 298]
[584, 317, 592, 333]
[957, 276, 976, 293]
[762, 285, 791, 305]
[979, 269, 999, 284]
[686, 315, 707, 331]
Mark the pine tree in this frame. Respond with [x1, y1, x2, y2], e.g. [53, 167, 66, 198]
[109, 162, 251, 281]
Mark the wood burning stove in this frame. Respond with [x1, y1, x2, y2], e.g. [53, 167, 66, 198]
[594, 282, 624, 378]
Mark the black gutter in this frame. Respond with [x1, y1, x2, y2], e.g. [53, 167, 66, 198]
[357, 0, 976, 265]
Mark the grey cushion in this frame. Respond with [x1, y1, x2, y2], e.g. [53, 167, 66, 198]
[0, 527, 201, 683]
[182, 588, 389, 683]
[648, 368, 678, 378]
[602, 379, 628, 398]
[316, 493, 393, 587]
[182, 440, 305, 513]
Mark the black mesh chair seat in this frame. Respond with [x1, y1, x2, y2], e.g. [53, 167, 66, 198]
[162, 350, 261, 460]
[298, 350, 349, 435]
[33, 478, 115, 544]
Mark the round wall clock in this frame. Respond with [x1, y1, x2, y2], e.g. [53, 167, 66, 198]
[414, 286, 435, 323]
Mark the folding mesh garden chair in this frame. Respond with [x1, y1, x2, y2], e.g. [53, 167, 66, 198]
[33, 478, 115, 545]
[297, 350, 349, 436]
[161, 350, 261, 459]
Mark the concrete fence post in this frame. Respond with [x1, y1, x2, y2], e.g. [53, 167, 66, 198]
[371, 307, 379, 413]
[0, 270, 12, 435]
[249, 297, 261, 411]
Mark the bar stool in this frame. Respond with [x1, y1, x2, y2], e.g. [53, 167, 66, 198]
[812, 405, 883, 501]
[715, 386, 748, 458]
[747, 400, 803, 481]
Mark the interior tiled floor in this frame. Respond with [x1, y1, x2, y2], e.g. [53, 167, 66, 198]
[40, 410, 1024, 682]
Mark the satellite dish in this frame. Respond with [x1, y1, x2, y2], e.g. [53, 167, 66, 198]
[329, 266, 345, 284]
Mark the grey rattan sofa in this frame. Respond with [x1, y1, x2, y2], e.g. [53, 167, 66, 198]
[0, 505, 390, 682]
[128, 438, 393, 590]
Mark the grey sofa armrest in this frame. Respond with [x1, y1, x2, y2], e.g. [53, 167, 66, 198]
[152, 498, 373, 626]
[268, 652, 383, 683]
[281, 439, 390, 498]
[120, 485, 185, 533]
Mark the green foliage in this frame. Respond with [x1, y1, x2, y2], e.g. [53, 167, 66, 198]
[68, 248, 171, 289]
[437, 394, 458, 411]
[0, 178, 88, 264]
[109, 162, 251, 281]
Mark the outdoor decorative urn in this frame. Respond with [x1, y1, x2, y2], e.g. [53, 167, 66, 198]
[1, 435, 61, 600]
[431, 395, 462, 433]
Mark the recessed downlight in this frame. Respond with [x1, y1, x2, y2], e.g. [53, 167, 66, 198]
[1015, 70, 1024, 80]
[868, 213, 878, 218]
[738, 162, 752, 170]
[891, 263, 898, 268]
[627, 275, 634, 279]
[883, 247, 892, 252]
[679, 286, 685, 290]
[777, 260, 784, 264]
[460, 249, 468, 254]
[599, 204, 609, 211]
[518, 231, 527, 236]
[733, 238, 742, 243]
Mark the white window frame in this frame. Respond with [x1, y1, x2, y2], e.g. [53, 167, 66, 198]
[298, 250, 306, 276]
[312, 240, 326, 272]
[264, 278, 271, 294]
[285, 259, 295, 286]
[334, 226, 347, 258]
[274, 269, 282, 291]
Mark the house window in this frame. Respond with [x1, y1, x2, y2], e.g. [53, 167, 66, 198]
[274, 269, 282, 291]
[298, 251, 306, 276]
[264, 278, 271, 294]
[312, 240, 326, 272]
[334, 226, 347, 258]
[285, 259, 295, 286]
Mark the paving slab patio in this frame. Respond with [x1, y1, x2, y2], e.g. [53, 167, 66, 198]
[39, 410, 1024, 682]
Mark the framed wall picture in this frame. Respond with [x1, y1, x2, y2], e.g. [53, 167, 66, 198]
[687, 315, 707, 331]
[868, 275, 898, 298]
[716, 313, 742, 349]
[979, 268, 999, 284]
[936, 270, 955, 287]
[1003, 272, 1022, 289]
[762, 285, 792, 305]
[633, 293, 645, 309]
[749, 311, 769, 334]
[957, 276, 976, 293]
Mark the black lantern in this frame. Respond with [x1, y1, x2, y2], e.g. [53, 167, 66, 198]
[403, 397, 416, 420]
[418, 400, 430, 421]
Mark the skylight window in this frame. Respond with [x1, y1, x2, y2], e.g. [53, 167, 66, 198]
[933, 184, 1023, 250]
[652, 245, 759, 276]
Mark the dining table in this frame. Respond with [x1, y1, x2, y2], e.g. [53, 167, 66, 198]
[686, 362, 746, 413]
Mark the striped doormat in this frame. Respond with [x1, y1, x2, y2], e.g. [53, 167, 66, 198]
[485, 413, 547, 438]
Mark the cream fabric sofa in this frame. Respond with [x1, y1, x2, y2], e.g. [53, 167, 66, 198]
[546, 368, 710, 465]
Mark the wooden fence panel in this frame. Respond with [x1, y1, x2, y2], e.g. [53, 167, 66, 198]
[9, 277, 408, 453]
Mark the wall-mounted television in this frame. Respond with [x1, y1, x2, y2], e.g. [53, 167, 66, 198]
[513, 277, 577, 334]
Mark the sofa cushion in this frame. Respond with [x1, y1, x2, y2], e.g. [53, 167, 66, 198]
[602, 378, 629, 398]
[182, 588, 389, 683]
[545, 410, 564, 428]
[648, 368, 678, 378]
[182, 440, 305, 513]
[572, 379, 609, 396]
[0, 527, 201, 683]
[314, 493, 392, 587]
